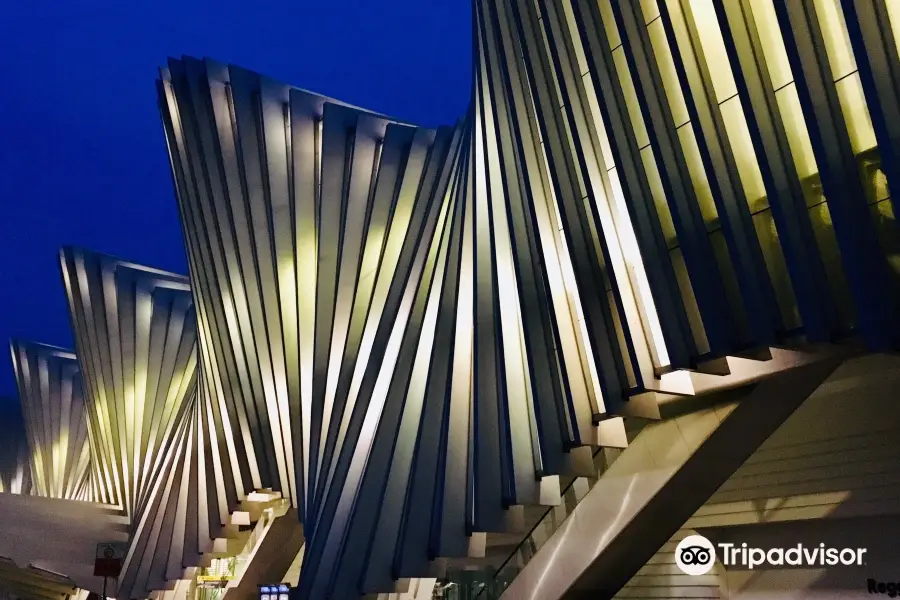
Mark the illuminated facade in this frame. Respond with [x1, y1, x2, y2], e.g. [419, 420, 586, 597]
[2, 0, 900, 599]
[2, 252, 303, 600]
[156, 0, 899, 597]
[59, 248, 204, 598]
[0, 399, 30, 496]
[9, 341, 93, 502]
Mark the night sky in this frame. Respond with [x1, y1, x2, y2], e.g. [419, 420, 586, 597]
[0, 0, 472, 403]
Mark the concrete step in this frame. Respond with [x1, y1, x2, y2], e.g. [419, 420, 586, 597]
[647, 345, 839, 396]
[497, 357, 843, 600]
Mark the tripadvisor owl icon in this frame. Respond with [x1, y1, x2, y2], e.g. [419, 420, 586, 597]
[675, 534, 717, 576]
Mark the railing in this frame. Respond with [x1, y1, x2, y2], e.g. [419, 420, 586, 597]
[228, 499, 289, 587]
[434, 422, 645, 600]
[193, 498, 289, 600]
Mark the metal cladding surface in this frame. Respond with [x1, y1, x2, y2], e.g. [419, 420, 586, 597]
[59, 247, 208, 598]
[2, 0, 900, 598]
[156, 0, 900, 596]
[155, 36, 641, 600]
[0, 398, 32, 495]
[9, 341, 91, 501]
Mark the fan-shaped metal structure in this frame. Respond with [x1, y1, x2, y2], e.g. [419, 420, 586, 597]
[156, 0, 900, 597]
[3, 0, 900, 598]
[59, 247, 204, 598]
[9, 341, 92, 501]
[0, 399, 31, 495]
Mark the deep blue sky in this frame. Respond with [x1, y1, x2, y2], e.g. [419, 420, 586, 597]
[0, 0, 472, 401]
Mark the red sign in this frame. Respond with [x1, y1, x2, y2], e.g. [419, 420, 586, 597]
[94, 543, 126, 577]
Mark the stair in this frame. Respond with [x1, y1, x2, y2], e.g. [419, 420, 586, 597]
[497, 352, 850, 600]
[648, 344, 848, 397]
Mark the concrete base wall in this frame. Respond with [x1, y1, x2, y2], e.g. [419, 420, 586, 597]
[614, 354, 900, 599]
[0, 494, 128, 595]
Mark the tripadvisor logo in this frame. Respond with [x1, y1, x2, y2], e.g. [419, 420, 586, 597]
[675, 534, 867, 575]
[675, 535, 716, 576]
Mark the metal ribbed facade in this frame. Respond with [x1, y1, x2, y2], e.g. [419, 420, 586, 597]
[0, 1, 898, 599]
[9, 341, 92, 501]
[156, 0, 900, 597]
[59, 248, 205, 599]
[0, 398, 31, 495]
